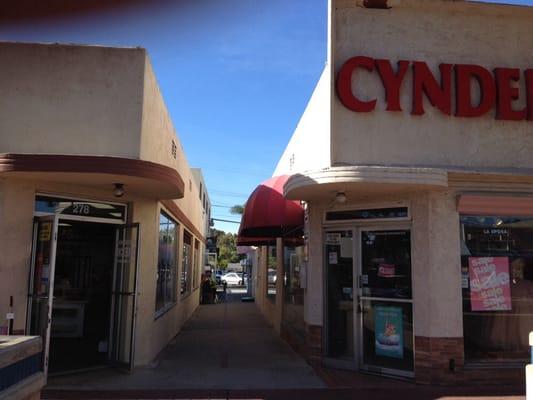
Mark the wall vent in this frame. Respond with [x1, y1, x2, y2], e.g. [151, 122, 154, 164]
[171, 140, 177, 159]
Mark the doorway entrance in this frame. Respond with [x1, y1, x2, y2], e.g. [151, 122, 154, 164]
[324, 225, 414, 378]
[27, 195, 139, 375]
[49, 220, 115, 373]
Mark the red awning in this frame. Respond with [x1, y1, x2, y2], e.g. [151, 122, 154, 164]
[237, 175, 304, 239]
[236, 237, 305, 248]
[236, 236, 276, 247]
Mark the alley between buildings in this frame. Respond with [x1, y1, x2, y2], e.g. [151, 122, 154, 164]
[44, 288, 325, 396]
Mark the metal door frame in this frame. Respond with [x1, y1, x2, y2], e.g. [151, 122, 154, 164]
[356, 224, 415, 378]
[322, 227, 358, 370]
[26, 214, 59, 377]
[108, 223, 140, 372]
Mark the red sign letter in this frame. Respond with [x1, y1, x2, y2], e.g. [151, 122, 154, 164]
[495, 68, 526, 121]
[455, 64, 496, 118]
[375, 59, 410, 111]
[336, 56, 377, 112]
[412, 62, 452, 116]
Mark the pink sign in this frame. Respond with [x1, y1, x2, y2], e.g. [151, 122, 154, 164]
[468, 257, 512, 311]
[378, 264, 396, 278]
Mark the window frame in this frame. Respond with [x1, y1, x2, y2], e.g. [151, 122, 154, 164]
[155, 211, 179, 318]
[181, 230, 193, 298]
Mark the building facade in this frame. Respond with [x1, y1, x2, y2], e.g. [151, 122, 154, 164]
[0, 42, 208, 376]
[242, 0, 533, 385]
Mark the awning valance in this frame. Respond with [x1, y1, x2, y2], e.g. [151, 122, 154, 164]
[237, 175, 304, 239]
[458, 194, 533, 216]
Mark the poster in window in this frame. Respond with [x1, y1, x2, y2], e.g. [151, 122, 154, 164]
[468, 257, 511, 311]
[374, 306, 404, 359]
[340, 237, 353, 258]
[326, 233, 341, 245]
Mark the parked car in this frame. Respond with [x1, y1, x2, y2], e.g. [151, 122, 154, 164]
[237, 272, 248, 285]
[221, 272, 241, 286]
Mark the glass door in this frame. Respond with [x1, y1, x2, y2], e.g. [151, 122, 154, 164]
[325, 230, 356, 365]
[26, 215, 59, 376]
[108, 223, 140, 372]
[358, 229, 414, 377]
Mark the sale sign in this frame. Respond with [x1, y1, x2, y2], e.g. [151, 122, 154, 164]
[468, 257, 512, 311]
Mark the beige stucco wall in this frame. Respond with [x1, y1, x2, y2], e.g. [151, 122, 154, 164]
[0, 42, 208, 240]
[138, 52, 206, 236]
[255, 246, 278, 330]
[133, 200, 201, 365]
[331, 0, 533, 170]
[305, 203, 325, 327]
[273, 66, 332, 176]
[0, 180, 36, 333]
[411, 191, 462, 338]
[254, 241, 285, 333]
[0, 42, 144, 158]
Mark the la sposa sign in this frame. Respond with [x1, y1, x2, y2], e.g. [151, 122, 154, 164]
[336, 56, 533, 121]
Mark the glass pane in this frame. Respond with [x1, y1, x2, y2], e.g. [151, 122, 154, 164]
[110, 225, 139, 368]
[361, 230, 412, 299]
[461, 216, 533, 362]
[156, 213, 177, 311]
[28, 219, 55, 337]
[325, 231, 354, 359]
[267, 246, 277, 299]
[362, 300, 414, 372]
[181, 242, 191, 296]
[283, 246, 306, 341]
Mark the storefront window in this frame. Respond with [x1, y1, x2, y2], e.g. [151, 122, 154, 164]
[461, 216, 533, 363]
[284, 246, 305, 303]
[283, 245, 305, 339]
[267, 246, 277, 300]
[156, 212, 178, 314]
[182, 231, 192, 297]
[193, 240, 200, 290]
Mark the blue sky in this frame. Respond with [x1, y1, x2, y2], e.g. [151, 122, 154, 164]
[0, 0, 532, 233]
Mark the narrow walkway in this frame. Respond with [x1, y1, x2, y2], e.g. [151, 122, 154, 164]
[46, 289, 325, 392]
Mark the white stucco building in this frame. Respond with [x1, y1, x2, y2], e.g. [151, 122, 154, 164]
[240, 0, 533, 385]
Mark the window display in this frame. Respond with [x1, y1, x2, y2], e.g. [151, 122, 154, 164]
[156, 212, 178, 314]
[461, 216, 533, 362]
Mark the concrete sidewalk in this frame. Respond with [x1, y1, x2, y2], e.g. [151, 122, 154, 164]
[44, 289, 525, 399]
[45, 289, 325, 392]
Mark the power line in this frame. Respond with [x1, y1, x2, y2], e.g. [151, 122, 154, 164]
[212, 217, 240, 224]
[210, 189, 250, 197]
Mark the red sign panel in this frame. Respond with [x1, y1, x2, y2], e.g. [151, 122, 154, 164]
[468, 257, 512, 311]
